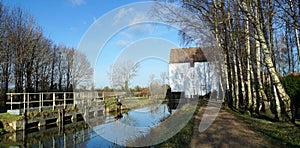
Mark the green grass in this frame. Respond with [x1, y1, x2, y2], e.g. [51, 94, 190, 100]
[124, 104, 196, 147]
[103, 97, 165, 112]
[228, 108, 300, 146]
[137, 97, 148, 100]
[0, 128, 4, 135]
[106, 97, 203, 147]
[133, 99, 203, 147]
[26, 106, 78, 119]
[155, 99, 206, 147]
[0, 113, 22, 123]
[0, 113, 23, 134]
[103, 98, 120, 113]
[103, 98, 117, 108]
[155, 116, 194, 147]
[122, 98, 164, 109]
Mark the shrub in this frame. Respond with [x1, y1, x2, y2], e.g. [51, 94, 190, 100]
[280, 74, 300, 118]
[103, 98, 117, 108]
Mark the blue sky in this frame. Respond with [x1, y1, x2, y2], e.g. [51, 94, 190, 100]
[3, 0, 186, 88]
[3, 0, 147, 47]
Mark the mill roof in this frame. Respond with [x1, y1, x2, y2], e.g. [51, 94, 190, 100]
[169, 47, 218, 64]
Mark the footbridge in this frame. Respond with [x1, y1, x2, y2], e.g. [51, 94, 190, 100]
[4, 91, 105, 131]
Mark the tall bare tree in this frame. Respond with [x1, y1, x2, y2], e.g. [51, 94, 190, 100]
[72, 50, 94, 90]
[0, 2, 95, 112]
[109, 60, 139, 93]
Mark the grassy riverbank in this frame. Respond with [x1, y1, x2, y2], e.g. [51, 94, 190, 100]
[103, 97, 165, 112]
[228, 108, 300, 146]
[0, 106, 79, 134]
[0, 113, 23, 134]
[122, 98, 202, 147]
[155, 98, 204, 147]
[0, 113, 22, 123]
[155, 110, 195, 147]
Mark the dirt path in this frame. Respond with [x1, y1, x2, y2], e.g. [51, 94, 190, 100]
[190, 100, 281, 148]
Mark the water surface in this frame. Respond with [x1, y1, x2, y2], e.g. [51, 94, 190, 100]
[0, 103, 173, 147]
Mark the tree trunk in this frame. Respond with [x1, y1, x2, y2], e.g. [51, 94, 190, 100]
[251, 64, 257, 111]
[256, 39, 269, 113]
[258, 28, 292, 120]
[238, 49, 246, 107]
[244, 3, 253, 111]
[227, 4, 239, 109]
[289, 0, 300, 60]
[273, 84, 282, 121]
[239, 0, 292, 120]
[255, 37, 265, 112]
[233, 49, 239, 109]
[255, 10, 292, 118]
[221, 0, 232, 106]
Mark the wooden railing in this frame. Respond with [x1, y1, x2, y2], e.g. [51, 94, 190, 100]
[6, 92, 100, 114]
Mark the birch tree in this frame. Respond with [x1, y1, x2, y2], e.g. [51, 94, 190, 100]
[238, 0, 292, 120]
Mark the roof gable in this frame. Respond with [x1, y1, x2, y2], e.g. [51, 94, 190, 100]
[170, 46, 221, 64]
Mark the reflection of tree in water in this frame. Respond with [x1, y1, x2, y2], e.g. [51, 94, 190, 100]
[114, 112, 123, 120]
[119, 111, 139, 127]
[168, 98, 179, 114]
[149, 79, 166, 99]
[149, 104, 160, 122]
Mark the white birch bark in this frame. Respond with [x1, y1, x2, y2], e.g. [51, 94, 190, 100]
[245, 4, 253, 110]
[273, 85, 282, 120]
[238, 0, 292, 120]
[289, 0, 300, 60]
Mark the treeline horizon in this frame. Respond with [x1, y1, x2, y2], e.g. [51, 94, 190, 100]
[0, 2, 93, 109]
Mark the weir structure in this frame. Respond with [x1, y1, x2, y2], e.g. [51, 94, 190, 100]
[4, 92, 104, 131]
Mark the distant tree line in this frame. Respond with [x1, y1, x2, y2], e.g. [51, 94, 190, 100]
[0, 2, 93, 110]
[98, 85, 150, 97]
[154, 0, 300, 122]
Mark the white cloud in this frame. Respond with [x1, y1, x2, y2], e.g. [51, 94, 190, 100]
[113, 8, 147, 26]
[112, 7, 154, 37]
[133, 24, 154, 34]
[119, 32, 133, 39]
[113, 8, 134, 26]
[116, 40, 131, 47]
[129, 13, 147, 25]
[70, 0, 85, 6]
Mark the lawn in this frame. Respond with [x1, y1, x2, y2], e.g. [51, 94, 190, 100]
[228, 109, 300, 146]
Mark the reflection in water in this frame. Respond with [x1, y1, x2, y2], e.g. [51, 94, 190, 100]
[92, 104, 173, 146]
[0, 103, 175, 147]
[114, 112, 123, 120]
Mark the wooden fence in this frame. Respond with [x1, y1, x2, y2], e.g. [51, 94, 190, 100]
[6, 92, 99, 115]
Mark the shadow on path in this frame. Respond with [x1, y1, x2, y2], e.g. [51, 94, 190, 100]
[190, 101, 283, 148]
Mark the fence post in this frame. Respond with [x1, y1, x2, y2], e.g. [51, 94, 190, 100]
[27, 93, 29, 113]
[73, 92, 76, 107]
[53, 93, 55, 110]
[41, 93, 43, 109]
[102, 92, 105, 101]
[10, 94, 12, 110]
[64, 92, 66, 109]
[23, 93, 26, 114]
[39, 93, 41, 112]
